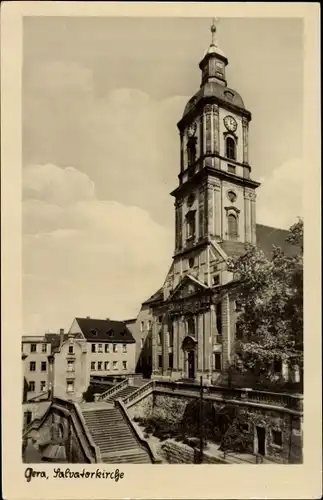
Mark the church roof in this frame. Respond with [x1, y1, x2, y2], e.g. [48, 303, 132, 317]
[203, 42, 226, 59]
[219, 224, 299, 259]
[142, 288, 164, 306]
[75, 317, 135, 344]
[182, 81, 245, 118]
[255, 223, 299, 258]
[142, 224, 299, 307]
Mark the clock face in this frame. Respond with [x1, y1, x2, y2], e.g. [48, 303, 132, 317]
[187, 122, 197, 138]
[224, 115, 237, 132]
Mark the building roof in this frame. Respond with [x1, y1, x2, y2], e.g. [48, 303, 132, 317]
[22, 335, 47, 343]
[142, 224, 299, 308]
[182, 81, 245, 118]
[219, 224, 299, 259]
[142, 287, 164, 306]
[75, 317, 135, 344]
[256, 223, 299, 259]
[123, 318, 136, 324]
[44, 333, 68, 352]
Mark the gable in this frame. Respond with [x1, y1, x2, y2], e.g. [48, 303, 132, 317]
[168, 274, 208, 302]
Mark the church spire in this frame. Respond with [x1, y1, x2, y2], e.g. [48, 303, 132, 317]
[199, 17, 228, 87]
[210, 17, 219, 46]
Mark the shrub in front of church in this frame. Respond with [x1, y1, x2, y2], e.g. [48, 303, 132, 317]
[182, 399, 216, 441]
[219, 407, 251, 454]
[136, 397, 187, 441]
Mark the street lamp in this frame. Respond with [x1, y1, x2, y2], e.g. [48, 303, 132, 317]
[47, 354, 55, 401]
[198, 376, 209, 463]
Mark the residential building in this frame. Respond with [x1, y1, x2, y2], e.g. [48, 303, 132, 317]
[68, 317, 136, 379]
[125, 314, 152, 376]
[22, 335, 52, 401]
[53, 334, 89, 402]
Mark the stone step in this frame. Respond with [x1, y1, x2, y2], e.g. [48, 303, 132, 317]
[81, 405, 152, 463]
[101, 448, 151, 464]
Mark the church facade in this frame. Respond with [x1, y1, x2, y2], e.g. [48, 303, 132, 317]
[129, 24, 294, 385]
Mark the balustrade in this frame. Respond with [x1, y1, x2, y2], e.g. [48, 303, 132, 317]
[98, 377, 129, 401]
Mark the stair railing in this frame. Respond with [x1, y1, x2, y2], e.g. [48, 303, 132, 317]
[114, 399, 162, 464]
[122, 380, 156, 408]
[52, 398, 101, 463]
[97, 377, 130, 401]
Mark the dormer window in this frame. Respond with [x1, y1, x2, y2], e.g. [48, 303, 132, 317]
[226, 137, 236, 160]
[90, 328, 98, 336]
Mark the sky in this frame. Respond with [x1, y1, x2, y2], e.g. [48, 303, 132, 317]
[22, 16, 303, 334]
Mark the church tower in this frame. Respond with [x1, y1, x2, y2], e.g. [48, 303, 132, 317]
[167, 19, 260, 294]
[151, 20, 260, 383]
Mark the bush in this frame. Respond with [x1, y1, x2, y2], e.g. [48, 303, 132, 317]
[220, 420, 248, 453]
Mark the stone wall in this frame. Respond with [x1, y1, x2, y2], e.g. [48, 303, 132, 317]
[159, 439, 226, 464]
[128, 390, 302, 463]
[24, 406, 91, 463]
[128, 393, 154, 420]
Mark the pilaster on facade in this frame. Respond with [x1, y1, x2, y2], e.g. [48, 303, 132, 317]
[172, 317, 178, 370]
[204, 309, 212, 372]
[151, 320, 159, 375]
[221, 294, 231, 369]
[242, 116, 249, 165]
[162, 320, 169, 374]
[178, 316, 185, 376]
[197, 313, 204, 371]
[250, 192, 257, 245]
[213, 104, 219, 155]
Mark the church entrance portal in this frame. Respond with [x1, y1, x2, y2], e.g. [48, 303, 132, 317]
[188, 350, 195, 379]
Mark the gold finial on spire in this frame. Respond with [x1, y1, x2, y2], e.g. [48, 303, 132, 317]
[210, 17, 219, 45]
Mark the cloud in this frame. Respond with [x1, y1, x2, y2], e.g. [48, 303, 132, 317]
[23, 61, 188, 227]
[256, 158, 303, 229]
[23, 164, 173, 334]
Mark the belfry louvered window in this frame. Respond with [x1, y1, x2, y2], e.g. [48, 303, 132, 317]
[226, 137, 236, 160]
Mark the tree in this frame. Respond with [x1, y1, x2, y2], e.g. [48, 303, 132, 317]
[228, 219, 303, 381]
[220, 419, 249, 454]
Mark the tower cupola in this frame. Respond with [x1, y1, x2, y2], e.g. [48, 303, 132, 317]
[199, 18, 228, 87]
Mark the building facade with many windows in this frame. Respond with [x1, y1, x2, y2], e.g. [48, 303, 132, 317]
[68, 317, 137, 379]
[22, 335, 52, 400]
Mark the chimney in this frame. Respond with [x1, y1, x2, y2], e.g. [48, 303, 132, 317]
[86, 316, 90, 319]
[59, 328, 64, 346]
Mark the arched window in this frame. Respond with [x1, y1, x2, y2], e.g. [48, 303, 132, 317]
[187, 137, 197, 166]
[228, 213, 238, 240]
[186, 211, 196, 240]
[187, 317, 195, 337]
[226, 137, 236, 160]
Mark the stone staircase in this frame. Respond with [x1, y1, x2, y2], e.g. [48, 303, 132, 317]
[105, 385, 139, 403]
[81, 405, 152, 464]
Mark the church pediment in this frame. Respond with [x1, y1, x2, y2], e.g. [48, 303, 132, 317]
[167, 274, 209, 302]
